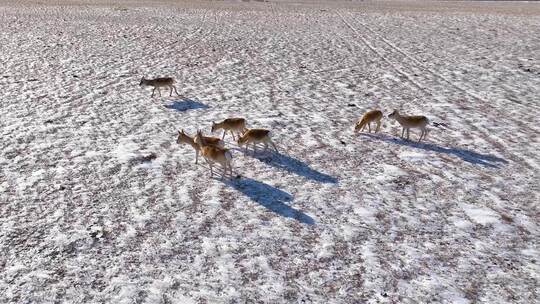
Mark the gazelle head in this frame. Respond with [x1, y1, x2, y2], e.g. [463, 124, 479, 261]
[194, 129, 204, 146]
[236, 132, 249, 146]
[354, 121, 362, 132]
[211, 121, 218, 133]
[388, 109, 399, 119]
[177, 129, 189, 144]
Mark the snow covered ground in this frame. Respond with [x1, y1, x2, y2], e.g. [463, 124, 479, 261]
[1, 0, 539, 303]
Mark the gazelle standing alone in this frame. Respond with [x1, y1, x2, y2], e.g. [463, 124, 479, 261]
[139, 77, 179, 97]
[388, 109, 429, 142]
[354, 110, 383, 133]
[237, 128, 278, 154]
[176, 129, 224, 164]
[211, 118, 247, 140]
[194, 130, 233, 178]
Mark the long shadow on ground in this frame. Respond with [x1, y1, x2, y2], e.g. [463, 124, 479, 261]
[234, 148, 337, 184]
[163, 98, 208, 112]
[362, 133, 508, 168]
[223, 177, 315, 224]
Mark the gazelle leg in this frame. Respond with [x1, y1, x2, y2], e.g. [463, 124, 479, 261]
[406, 129, 410, 140]
[195, 150, 199, 164]
[173, 86, 179, 96]
[158, 87, 162, 97]
[169, 85, 173, 97]
[376, 121, 381, 133]
[220, 163, 227, 178]
[223, 162, 232, 178]
[368, 123, 371, 133]
[270, 140, 278, 153]
[222, 131, 226, 140]
[151, 87, 156, 97]
[401, 128, 405, 138]
[203, 158, 213, 176]
[418, 130, 424, 142]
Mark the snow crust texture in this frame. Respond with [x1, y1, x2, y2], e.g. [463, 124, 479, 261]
[0, 1, 539, 303]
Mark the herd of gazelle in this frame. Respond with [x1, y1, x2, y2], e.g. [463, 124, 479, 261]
[177, 118, 278, 178]
[356, 109, 430, 142]
[141, 77, 430, 179]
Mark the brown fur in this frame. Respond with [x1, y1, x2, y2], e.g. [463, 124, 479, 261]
[388, 109, 429, 142]
[355, 110, 383, 133]
[237, 128, 278, 153]
[194, 130, 233, 178]
[211, 118, 247, 140]
[177, 129, 224, 164]
[139, 77, 179, 97]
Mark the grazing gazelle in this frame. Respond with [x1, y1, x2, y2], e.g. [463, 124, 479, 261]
[211, 118, 247, 140]
[139, 77, 179, 97]
[388, 109, 429, 142]
[194, 130, 233, 178]
[237, 128, 278, 154]
[176, 129, 224, 164]
[354, 110, 383, 133]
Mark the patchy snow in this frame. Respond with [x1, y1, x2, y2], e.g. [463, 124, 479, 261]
[0, 0, 539, 303]
[461, 203, 501, 225]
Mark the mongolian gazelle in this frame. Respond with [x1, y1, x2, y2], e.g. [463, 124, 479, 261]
[211, 118, 247, 140]
[388, 109, 429, 142]
[237, 128, 278, 154]
[194, 130, 233, 178]
[176, 129, 224, 164]
[354, 110, 383, 133]
[139, 77, 179, 97]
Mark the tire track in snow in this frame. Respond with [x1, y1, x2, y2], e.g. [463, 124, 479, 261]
[348, 12, 540, 112]
[336, 12, 539, 276]
[294, 15, 449, 186]
[332, 25, 537, 271]
[337, 10, 537, 171]
[343, 11, 540, 141]
[349, 13, 491, 104]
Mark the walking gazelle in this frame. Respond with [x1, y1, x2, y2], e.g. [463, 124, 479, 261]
[237, 128, 278, 154]
[194, 130, 233, 179]
[355, 110, 383, 133]
[388, 109, 429, 142]
[176, 129, 224, 164]
[139, 77, 179, 97]
[211, 118, 247, 140]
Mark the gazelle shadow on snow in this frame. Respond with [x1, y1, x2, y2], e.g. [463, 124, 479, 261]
[163, 98, 208, 112]
[238, 149, 337, 183]
[224, 177, 315, 224]
[362, 133, 508, 168]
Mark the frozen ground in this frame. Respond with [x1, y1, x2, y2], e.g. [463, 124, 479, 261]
[0, 0, 539, 303]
